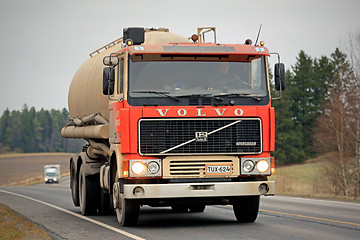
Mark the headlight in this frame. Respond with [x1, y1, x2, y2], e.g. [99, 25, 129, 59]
[53, 178, 58, 182]
[241, 158, 271, 175]
[44, 178, 48, 181]
[148, 161, 160, 174]
[129, 159, 162, 177]
[243, 160, 255, 173]
[256, 159, 270, 173]
[131, 161, 146, 175]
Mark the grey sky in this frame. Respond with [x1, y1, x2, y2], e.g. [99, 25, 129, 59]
[0, 0, 359, 114]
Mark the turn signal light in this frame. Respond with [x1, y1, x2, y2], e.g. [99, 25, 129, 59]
[271, 157, 275, 175]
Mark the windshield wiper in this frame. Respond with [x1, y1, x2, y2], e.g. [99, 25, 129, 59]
[214, 93, 266, 101]
[131, 90, 180, 101]
[177, 93, 224, 101]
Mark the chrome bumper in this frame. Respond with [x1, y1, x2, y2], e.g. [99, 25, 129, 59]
[123, 181, 275, 199]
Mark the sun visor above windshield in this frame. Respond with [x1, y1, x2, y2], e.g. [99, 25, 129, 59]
[127, 44, 270, 57]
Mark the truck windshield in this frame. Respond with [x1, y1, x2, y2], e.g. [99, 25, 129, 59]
[45, 172, 56, 177]
[128, 56, 268, 105]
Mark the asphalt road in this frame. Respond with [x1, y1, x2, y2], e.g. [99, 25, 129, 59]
[0, 177, 359, 240]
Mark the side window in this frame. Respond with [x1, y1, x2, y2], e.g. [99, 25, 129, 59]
[117, 59, 124, 94]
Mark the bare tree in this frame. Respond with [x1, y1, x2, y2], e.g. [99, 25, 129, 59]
[315, 47, 357, 197]
[344, 30, 360, 197]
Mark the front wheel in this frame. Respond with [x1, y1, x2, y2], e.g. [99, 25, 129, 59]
[233, 196, 260, 223]
[113, 181, 139, 226]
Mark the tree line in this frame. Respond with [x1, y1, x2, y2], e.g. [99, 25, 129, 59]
[0, 105, 83, 153]
[272, 37, 360, 197]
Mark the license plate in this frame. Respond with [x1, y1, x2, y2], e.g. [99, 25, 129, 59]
[205, 164, 232, 175]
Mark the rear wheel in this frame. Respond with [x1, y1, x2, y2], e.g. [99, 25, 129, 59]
[233, 196, 260, 223]
[79, 164, 98, 215]
[113, 180, 140, 226]
[70, 160, 79, 206]
[98, 188, 112, 215]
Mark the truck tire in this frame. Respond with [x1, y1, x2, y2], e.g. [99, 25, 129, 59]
[98, 188, 112, 215]
[113, 181, 139, 226]
[70, 161, 79, 206]
[189, 203, 206, 213]
[233, 196, 260, 223]
[79, 164, 98, 215]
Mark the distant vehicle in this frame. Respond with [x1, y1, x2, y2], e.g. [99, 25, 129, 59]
[44, 165, 60, 184]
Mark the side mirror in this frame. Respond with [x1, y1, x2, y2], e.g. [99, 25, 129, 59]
[275, 63, 286, 91]
[103, 67, 115, 95]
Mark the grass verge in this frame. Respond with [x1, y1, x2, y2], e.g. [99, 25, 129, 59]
[269, 161, 360, 201]
[0, 203, 51, 240]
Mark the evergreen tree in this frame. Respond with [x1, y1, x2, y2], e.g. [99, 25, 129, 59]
[0, 106, 83, 153]
[289, 51, 316, 157]
[33, 116, 44, 152]
[272, 70, 307, 165]
[272, 51, 335, 165]
[6, 110, 22, 152]
[0, 109, 11, 152]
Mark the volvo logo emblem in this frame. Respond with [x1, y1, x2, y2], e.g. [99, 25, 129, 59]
[195, 132, 208, 142]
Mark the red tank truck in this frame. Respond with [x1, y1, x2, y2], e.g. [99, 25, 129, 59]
[61, 27, 285, 226]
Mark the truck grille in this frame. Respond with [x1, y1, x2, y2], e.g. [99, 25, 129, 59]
[139, 118, 262, 155]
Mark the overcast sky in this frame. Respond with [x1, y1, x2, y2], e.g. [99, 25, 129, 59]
[0, 0, 359, 114]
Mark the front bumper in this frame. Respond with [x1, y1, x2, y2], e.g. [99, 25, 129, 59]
[123, 181, 275, 199]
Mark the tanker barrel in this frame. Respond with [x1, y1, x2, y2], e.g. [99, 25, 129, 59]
[61, 125, 109, 139]
[66, 29, 191, 140]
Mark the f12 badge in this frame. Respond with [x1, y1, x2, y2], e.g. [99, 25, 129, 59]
[195, 132, 208, 142]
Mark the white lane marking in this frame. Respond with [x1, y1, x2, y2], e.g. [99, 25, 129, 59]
[272, 195, 360, 207]
[0, 189, 145, 240]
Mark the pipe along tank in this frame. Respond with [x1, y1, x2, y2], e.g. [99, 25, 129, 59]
[61, 29, 191, 140]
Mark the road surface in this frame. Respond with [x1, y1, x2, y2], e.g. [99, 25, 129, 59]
[0, 177, 359, 240]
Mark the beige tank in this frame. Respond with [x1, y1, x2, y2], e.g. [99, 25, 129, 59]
[68, 29, 191, 121]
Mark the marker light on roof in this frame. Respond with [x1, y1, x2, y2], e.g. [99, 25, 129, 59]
[125, 39, 133, 46]
[260, 41, 265, 46]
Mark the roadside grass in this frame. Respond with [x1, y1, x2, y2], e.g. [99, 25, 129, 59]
[269, 160, 360, 201]
[269, 162, 324, 197]
[0, 203, 51, 240]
